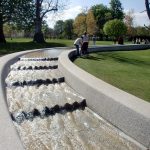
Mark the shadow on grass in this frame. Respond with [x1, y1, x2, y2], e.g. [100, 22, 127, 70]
[72, 54, 104, 62]
[87, 51, 150, 67]
[111, 55, 150, 67]
[80, 54, 105, 61]
[98, 52, 150, 67]
[0, 41, 66, 55]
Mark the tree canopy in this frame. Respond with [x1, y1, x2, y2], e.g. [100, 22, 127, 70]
[0, 0, 34, 43]
[86, 9, 97, 35]
[54, 20, 64, 36]
[124, 10, 136, 36]
[63, 19, 74, 39]
[92, 4, 112, 29]
[103, 19, 127, 38]
[110, 0, 124, 20]
[73, 13, 87, 36]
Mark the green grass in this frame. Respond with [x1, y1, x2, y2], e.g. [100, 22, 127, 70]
[0, 38, 131, 55]
[1, 38, 149, 101]
[0, 38, 67, 55]
[74, 50, 150, 102]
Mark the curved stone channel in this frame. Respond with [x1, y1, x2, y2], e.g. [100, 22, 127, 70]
[5, 49, 143, 150]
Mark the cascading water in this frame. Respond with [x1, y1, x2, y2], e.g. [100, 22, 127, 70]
[5, 50, 142, 150]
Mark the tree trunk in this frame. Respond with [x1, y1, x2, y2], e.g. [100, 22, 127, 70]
[145, 0, 150, 20]
[33, 19, 45, 43]
[33, 0, 45, 43]
[118, 36, 124, 45]
[0, 21, 6, 43]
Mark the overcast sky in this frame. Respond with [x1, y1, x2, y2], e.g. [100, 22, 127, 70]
[46, 0, 150, 28]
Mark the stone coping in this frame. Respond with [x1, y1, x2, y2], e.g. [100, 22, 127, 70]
[58, 45, 150, 148]
[0, 45, 149, 149]
[0, 48, 53, 150]
[89, 44, 150, 52]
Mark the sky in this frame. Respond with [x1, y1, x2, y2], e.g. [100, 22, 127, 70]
[46, 0, 150, 28]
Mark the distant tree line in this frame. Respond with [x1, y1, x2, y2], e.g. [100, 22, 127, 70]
[44, 0, 150, 42]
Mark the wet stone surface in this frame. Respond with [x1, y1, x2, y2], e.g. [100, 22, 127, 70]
[6, 50, 143, 150]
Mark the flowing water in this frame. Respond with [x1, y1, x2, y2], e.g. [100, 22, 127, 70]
[6, 49, 143, 150]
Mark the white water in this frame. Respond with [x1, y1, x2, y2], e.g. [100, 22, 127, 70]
[6, 70, 62, 86]
[10, 61, 58, 70]
[6, 53, 142, 150]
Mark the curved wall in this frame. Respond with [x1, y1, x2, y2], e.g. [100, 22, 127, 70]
[0, 45, 150, 149]
[89, 44, 150, 52]
[58, 46, 150, 148]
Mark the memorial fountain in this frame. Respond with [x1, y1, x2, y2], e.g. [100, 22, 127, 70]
[4, 49, 144, 150]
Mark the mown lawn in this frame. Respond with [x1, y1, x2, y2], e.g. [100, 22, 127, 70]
[74, 50, 150, 102]
[0, 38, 130, 55]
[0, 38, 67, 55]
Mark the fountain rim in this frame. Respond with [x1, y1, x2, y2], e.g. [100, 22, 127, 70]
[58, 45, 150, 148]
[0, 45, 150, 149]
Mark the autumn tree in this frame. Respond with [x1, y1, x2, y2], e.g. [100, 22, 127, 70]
[103, 19, 127, 44]
[86, 9, 97, 35]
[110, 0, 124, 20]
[124, 9, 136, 36]
[73, 13, 87, 36]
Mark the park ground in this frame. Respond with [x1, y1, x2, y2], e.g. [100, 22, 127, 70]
[74, 50, 150, 102]
[0, 38, 131, 55]
[0, 38, 149, 102]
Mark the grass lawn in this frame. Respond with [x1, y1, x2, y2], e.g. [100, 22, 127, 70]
[74, 50, 150, 102]
[0, 38, 67, 55]
[0, 38, 131, 55]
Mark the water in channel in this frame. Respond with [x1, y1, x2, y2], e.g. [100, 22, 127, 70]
[6, 50, 142, 150]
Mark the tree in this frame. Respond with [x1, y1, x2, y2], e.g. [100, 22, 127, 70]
[73, 13, 87, 36]
[135, 26, 150, 36]
[13, 1, 35, 31]
[110, 0, 124, 20]
[86, 9, 98, 35]
[54, 20, 64, 38]
[91, 4, 112, 39]
[63, 19, 74, 39]
[124, 9, 136, 37]
[42, 21, 51, 39]
[92, 4, 112, 29]
[33, 0, 67, 43]
[145, 0, 150, 20]
[0, 0, 34, 43]
[103, 19, 127, 44]
[3, 23, 25, 38]
[47, 28, 55, 39]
